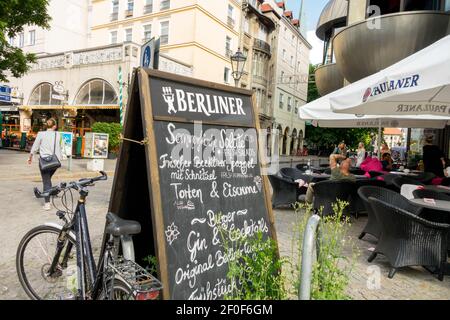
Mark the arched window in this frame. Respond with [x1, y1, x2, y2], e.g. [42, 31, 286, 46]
[29, 83, 61, 105]
[74, 79, 118, 105]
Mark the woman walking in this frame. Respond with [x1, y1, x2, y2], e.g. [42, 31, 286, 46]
[28, 118, 62, 210]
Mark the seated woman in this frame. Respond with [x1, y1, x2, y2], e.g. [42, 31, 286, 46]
[381, 153, 393, 171]
[360, 156, 383, 173]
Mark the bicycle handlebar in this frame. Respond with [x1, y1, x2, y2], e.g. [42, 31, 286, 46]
[34, 171, 108, 199]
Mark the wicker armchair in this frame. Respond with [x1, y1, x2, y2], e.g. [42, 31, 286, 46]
[296, 163, 309, 172]
[442, 178, 450, 186]
[268, 175, 303, 208]
[410, 172, 436, 184]
[350, 168, 366, 176]
[392, 176, 424, 191]
[349, 179, 386, 217]
[368, 197, 450, 280]
[357, 186, 422, 240]
[312, 180, 356, 217]
[280, 167, 304, 182]
[369, 171, 385, 178]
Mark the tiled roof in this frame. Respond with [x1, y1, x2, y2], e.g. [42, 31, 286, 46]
[284, 10, 293, 18]
[384, 128, 403, 135]
[261, 3, 273, 13]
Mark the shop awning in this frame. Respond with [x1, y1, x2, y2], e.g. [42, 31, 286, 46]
[0, 105, 19, 112]
[74, 105, 120, 110]
[19, 105, 120, 111]
[330, 35, 450, 117]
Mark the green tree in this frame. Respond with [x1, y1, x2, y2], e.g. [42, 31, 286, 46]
[0, 0, 51, 82]
[307, 64, 320, 103]
[91, 122, 123, 153]
[305, 64, 378, 152]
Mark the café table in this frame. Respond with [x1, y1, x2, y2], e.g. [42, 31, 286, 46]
[424, 185, 450, 195]
[408, 198, 450, 213]
[389, 171, 419, 177]
[302, 173, 330, 183]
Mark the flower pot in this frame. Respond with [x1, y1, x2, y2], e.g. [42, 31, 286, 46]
[108, 152, 117, 159]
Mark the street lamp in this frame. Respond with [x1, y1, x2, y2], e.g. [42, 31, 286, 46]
[230, 48, 247, 87]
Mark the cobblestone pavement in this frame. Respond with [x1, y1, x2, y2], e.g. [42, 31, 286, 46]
[0, 150, 114, 299]
[1, 149, 449, 300]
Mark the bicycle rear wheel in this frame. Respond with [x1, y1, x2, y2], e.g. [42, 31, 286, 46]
[16, 225, 77, 300]
[100, 278, 135, 300]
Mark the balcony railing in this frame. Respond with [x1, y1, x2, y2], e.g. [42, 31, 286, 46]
[227, 16, 235, 28]
[333, 11, 450, 83]
[253, 39, 271, 55]
[124, 9, 133, 17]
[143, 4, 153, 14]
[160, 0, 170, 11]
[314, 63, 344, 96]
[110, 12, 118, 21]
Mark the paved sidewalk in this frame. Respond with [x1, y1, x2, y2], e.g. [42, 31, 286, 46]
[0, 149, 115, 299]
[0, 149, 117, 182]
[0, 149, 449, 300]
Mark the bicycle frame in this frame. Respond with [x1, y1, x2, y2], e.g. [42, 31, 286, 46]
[48, 188, 106, 300]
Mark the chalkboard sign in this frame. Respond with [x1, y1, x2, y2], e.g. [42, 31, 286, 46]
[109, 69, 277, 300]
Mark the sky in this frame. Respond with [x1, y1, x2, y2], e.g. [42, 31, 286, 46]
[286, 0, 329, 64]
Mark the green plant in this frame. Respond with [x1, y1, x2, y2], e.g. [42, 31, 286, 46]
[143, 255, 158, 276]
[311, 201, 355, 300]
[91, 122, 122, 153]
[290, 201, 357, 300]
[216, 218, 287, 300]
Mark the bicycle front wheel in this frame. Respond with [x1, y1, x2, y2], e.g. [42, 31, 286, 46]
[16, 225, 77, 300]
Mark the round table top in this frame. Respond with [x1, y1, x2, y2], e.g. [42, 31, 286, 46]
[389, 171, 419, 177]
[302, 173, 367, 181]
[409, 198, 450, 212]
[424, 185, 450, 195]
[303, 173, 330, 178]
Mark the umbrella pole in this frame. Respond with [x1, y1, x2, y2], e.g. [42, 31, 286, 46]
[377, 119, 381, 159]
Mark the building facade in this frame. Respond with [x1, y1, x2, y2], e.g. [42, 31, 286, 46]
[6, 43, 192, 142]
[89, 0, 241, 85]
[3, 0, 311, 157]
[384, 128, 405, 148]
[7, 0, 90, 55]
[272, 9, 311, 156]
[237, 0, 311, 156]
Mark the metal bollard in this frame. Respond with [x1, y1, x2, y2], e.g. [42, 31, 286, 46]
[299, 214, 321, 300]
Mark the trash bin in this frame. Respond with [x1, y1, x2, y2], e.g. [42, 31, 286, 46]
[20, 132, 26, 150]
[76, 136, 83, 157]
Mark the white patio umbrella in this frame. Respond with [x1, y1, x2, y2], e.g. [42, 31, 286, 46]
[299, 93, 450, 157]
[330, 35, 450, 117]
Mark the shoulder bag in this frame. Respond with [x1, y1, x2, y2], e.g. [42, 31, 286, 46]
[39, 132, 61, 172]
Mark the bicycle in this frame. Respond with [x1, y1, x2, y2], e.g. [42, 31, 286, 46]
[16, 171, 162, 300]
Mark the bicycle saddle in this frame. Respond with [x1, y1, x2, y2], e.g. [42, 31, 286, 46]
[105, 212, 141, 236]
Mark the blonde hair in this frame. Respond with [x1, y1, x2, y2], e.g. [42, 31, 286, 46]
[46, 118, 57, 129]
